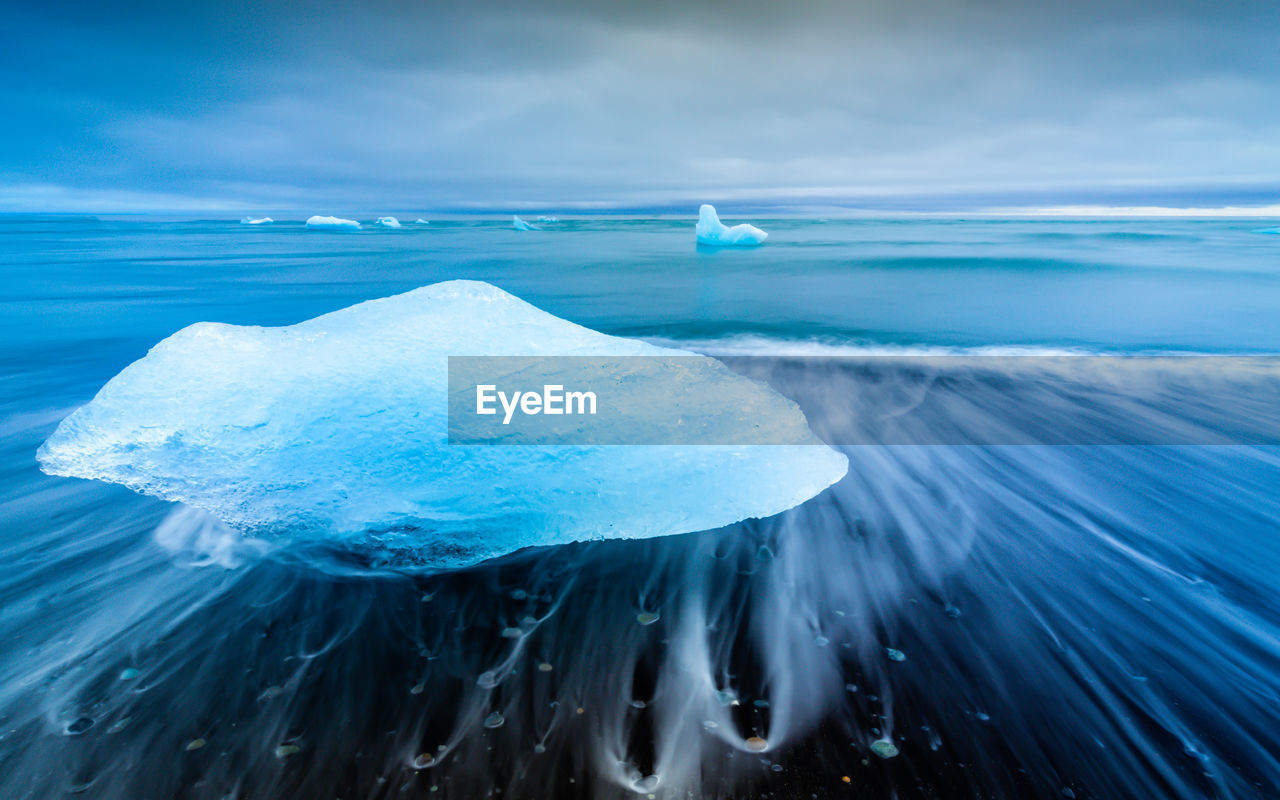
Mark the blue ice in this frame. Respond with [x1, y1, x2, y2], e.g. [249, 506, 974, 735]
[305, 215, 361, 230]
[375, 216, 402, 228]
[512, 215, 540, 231]
[37, 281, 846, 569]
[240, 217, 272, 225]
[696, 204, 767, 247]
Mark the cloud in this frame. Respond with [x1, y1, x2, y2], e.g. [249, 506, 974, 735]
[3, 0, 1279, 211]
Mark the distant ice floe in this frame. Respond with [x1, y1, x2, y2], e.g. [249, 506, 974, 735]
[415, 219, 430, 225]
[306, 215, 361, 230]
[375, 216, 402, 228]
[537, 216, 559, 223]
[512, 215, 540, 231]
[696, 204, 767, 247]
[239, 217, 272, 225]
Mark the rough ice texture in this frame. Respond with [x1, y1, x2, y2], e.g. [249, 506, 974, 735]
[512, 215, 540, 231]
[696, 204, 767, 246]
[38, 281, 846, 570]
[375, 216, 402, 228]
[240, 217, 273, 225]
[306, 215, 361, 230]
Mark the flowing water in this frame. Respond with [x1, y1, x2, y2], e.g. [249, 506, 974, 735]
[2, 216, 1279, 799]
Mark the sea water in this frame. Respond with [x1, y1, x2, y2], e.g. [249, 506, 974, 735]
[1, 215, 1278, 798]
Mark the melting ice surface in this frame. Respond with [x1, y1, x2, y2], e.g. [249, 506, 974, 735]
[37, 280, 846, 569]
[512, 215, 540, 231]
[305, 215, 361, 230]
[696, 204, 767, 246]
[375, 216, 402, 228]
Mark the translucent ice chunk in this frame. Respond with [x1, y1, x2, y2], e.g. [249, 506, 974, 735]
[696, 205, 767, 247]
[38, 281, 846, 569]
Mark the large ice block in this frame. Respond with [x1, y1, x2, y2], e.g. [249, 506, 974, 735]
[38, 281, 846, 569]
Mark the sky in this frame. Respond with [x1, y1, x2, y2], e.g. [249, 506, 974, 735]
[2, 0, 1280, 214]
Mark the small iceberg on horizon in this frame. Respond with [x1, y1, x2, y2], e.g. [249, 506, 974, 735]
[696, 204, 767, 247]
[415, 219, 430, 225]
[537, 216, 559, 223]
[375, 216, 402, 228]
[37, 281, 846, 570]
[305, 215, 361, 230]
[240, 217, 272, 225]
[512, 215, 540, 231]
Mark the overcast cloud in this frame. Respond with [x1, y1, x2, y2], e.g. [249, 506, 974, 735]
[2, 0, 1279, 212]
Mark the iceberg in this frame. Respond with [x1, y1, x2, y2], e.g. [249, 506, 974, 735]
[415, 219, 430, 225]
[537, 216, 559, 223]
[305, 215, 361, 230]
[512, 215, 540, 231]
[696, 204, 767, 247]
[240, 217, 272, 225]
[37, 281, 846, 570]
[375, 216, 402, 228]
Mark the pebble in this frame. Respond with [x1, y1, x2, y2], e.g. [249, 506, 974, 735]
[745, 737, 768, 752]
[537, 662, 553, 672]
[886, 648, 906, 662]
[411, 753, 435, 769]
[636, 611, 660, 626]
[118, 668, 140, 681]
[484, 712, 505, 729]
[185, 738, 206, 751]
[275, 743, 301, 757]
[870, 739, 899, 759]
[66, 717, 95, 735]
[477, 671, 499, 689]
[106, 717, 131, 734]
[500, 627, 522, 639]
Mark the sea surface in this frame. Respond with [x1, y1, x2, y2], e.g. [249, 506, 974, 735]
[1, 215, 1279, 799]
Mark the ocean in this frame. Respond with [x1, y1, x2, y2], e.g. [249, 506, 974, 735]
[1, 215, 1278, 799]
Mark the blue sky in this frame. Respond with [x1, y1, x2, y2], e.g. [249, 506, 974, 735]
[3, 0, 1279, 213]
